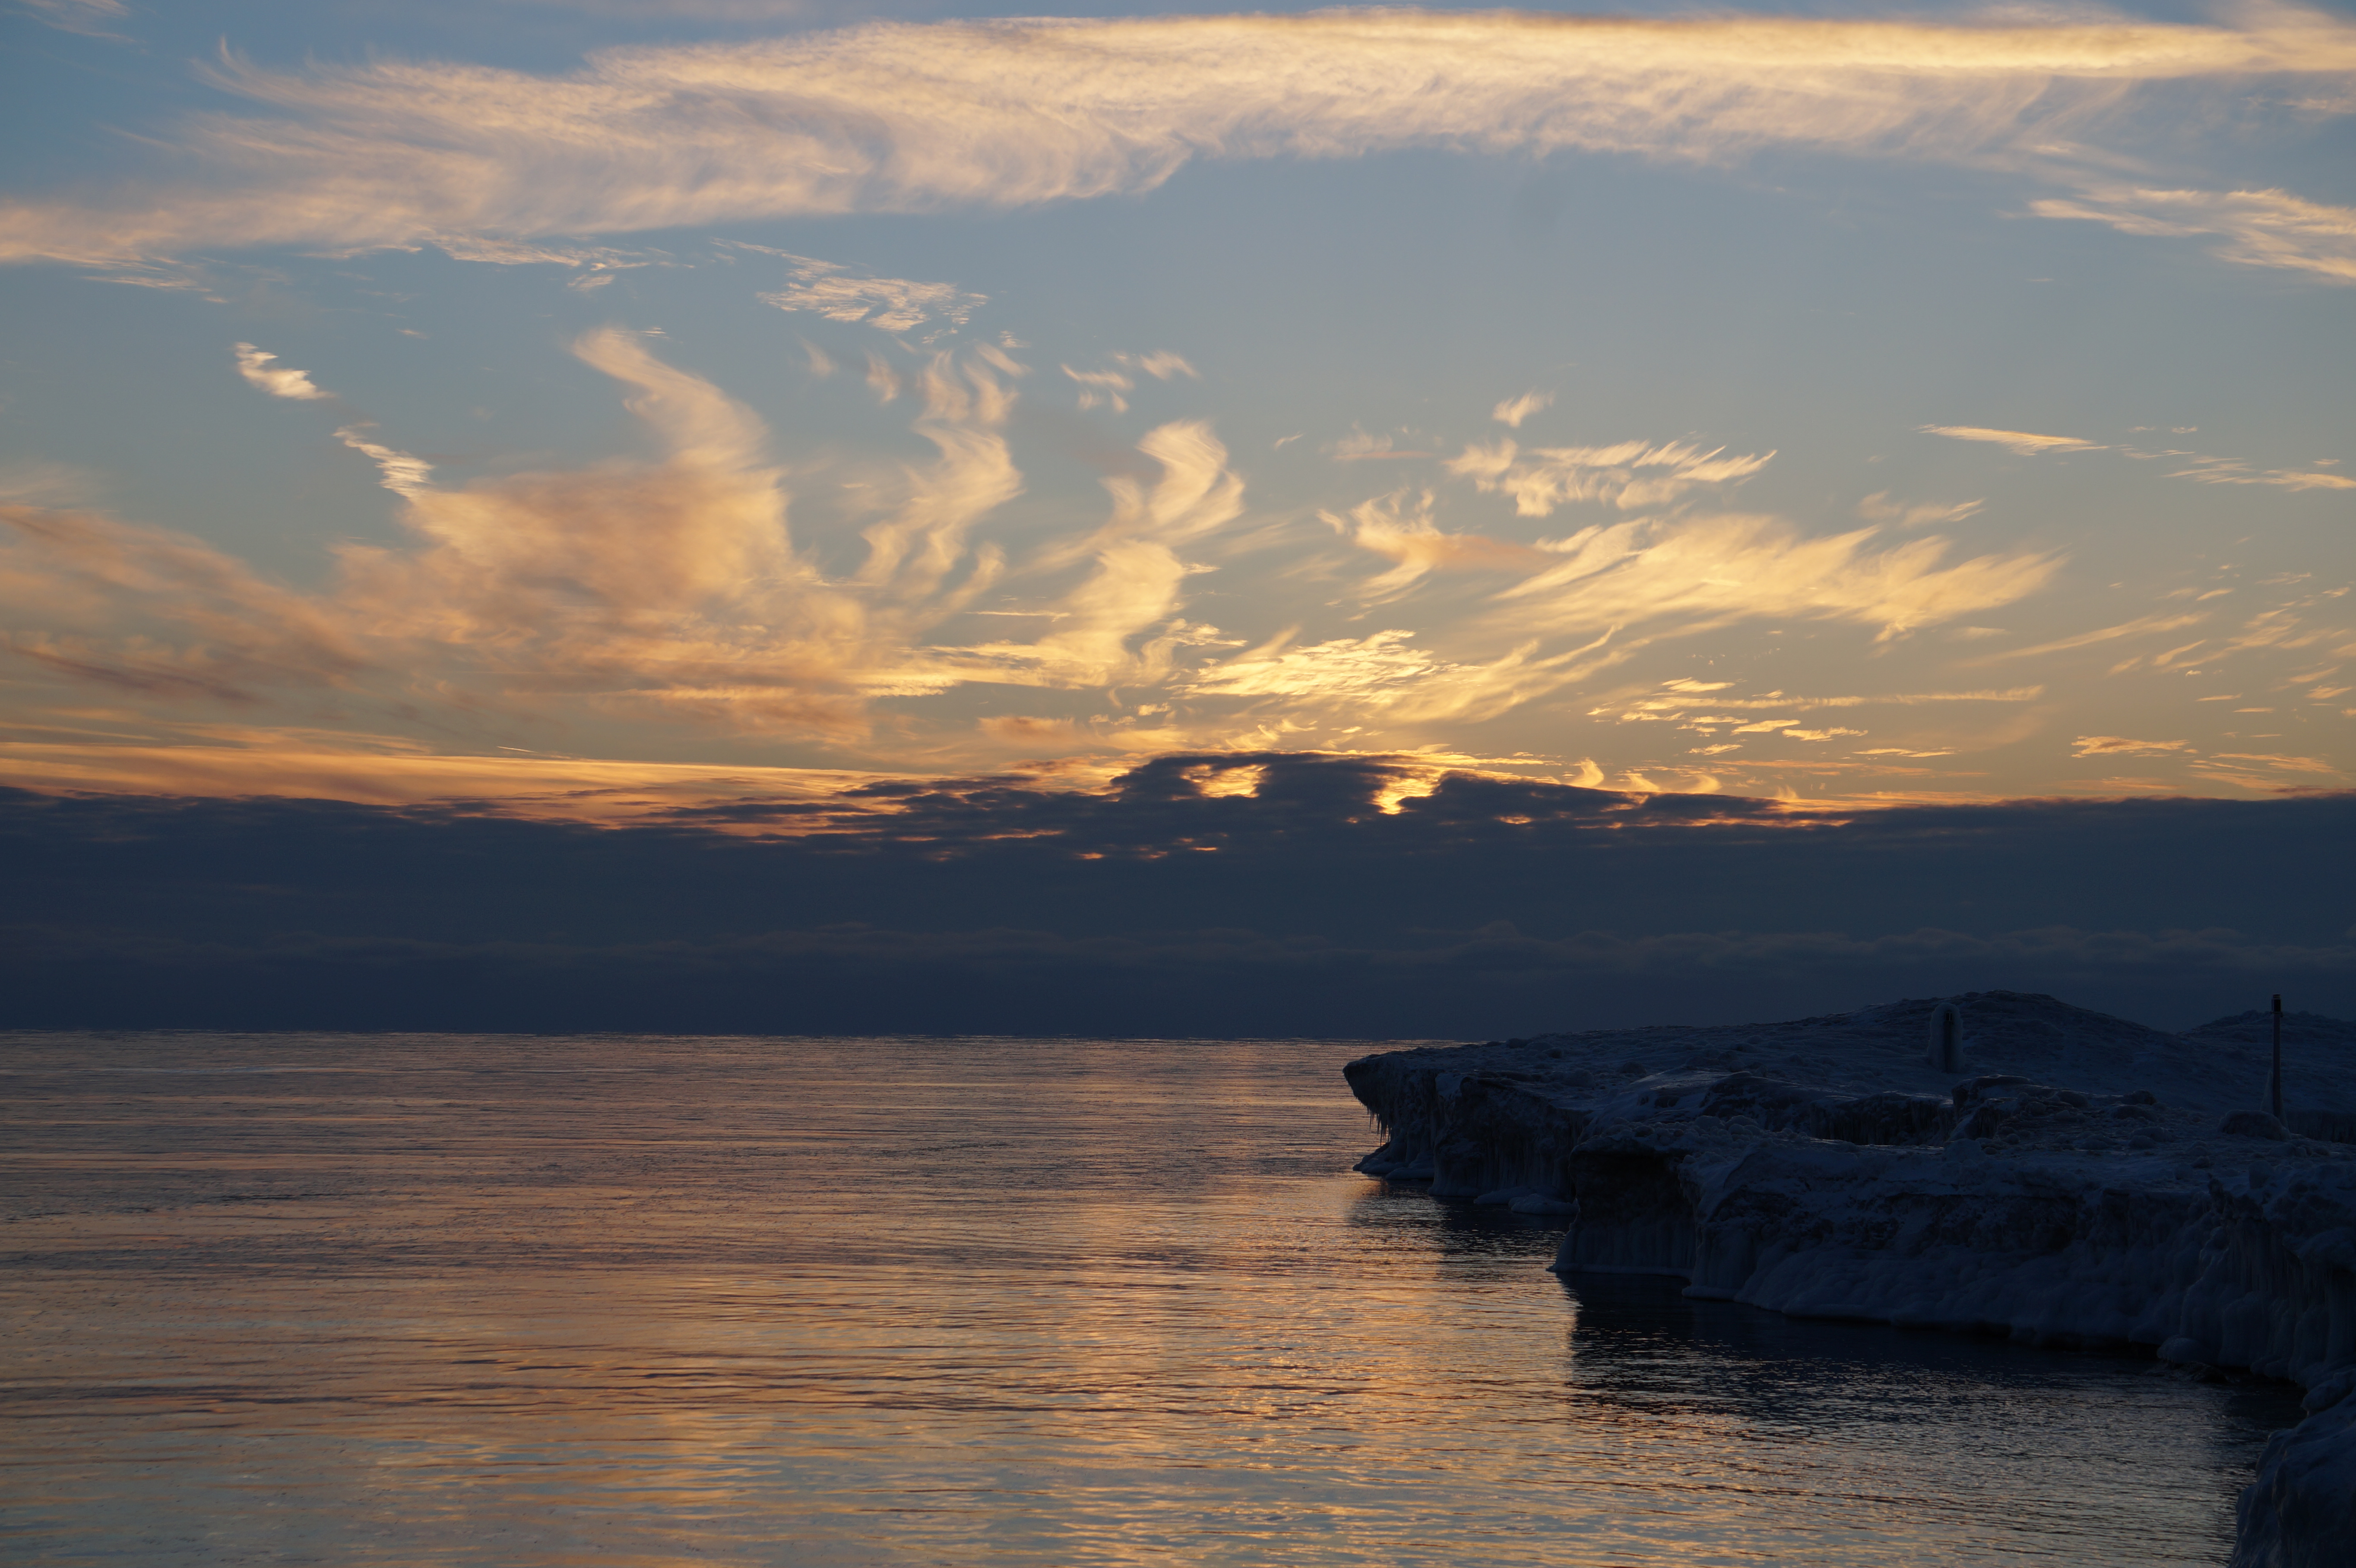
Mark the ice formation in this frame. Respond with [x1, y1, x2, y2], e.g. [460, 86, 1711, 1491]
[1345, 992, 2356, 1568]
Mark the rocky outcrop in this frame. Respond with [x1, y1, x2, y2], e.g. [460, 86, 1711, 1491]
[1344, 993, 2356, 1568]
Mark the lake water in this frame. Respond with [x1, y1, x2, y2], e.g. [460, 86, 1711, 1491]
[0, 1033, 2303, 1566]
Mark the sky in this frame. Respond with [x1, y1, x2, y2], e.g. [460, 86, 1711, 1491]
[1, 0, 2351, 1033]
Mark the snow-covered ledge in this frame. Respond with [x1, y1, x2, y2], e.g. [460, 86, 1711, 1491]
[1344, 993, 2356, 1568]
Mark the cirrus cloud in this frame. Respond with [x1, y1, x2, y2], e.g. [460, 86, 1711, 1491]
[1447, 438, 1776, 515]
[750, 248, 987, 336]
[2029, 183, 2356, 285]
[2073, 735, 2192, 756]
[233, 342, 329, 401]
[4, 9, 2355, 273]
[1920, 425, 2103, 456]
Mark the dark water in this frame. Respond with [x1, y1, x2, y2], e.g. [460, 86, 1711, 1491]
[0, 1034, 2302, 1565]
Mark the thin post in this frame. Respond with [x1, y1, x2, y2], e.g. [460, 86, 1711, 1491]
[1928, 1001, 1962, 1074]
[2270, 993, 2283, 1121]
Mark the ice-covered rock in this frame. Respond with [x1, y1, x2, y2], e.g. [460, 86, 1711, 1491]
[1344, 992, 2356, 1568]
[2238, 1368, 2356, 1568]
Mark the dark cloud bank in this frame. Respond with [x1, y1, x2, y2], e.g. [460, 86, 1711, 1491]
[4, 754, 2348, 1036]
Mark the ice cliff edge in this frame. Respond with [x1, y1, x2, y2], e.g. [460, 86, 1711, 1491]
[1344, 992, 2356, 1568]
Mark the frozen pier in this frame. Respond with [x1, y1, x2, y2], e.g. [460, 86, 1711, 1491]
[1346, 992, 2356, 1568]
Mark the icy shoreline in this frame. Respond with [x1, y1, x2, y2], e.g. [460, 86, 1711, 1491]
[1345, 992, 2356, 1568]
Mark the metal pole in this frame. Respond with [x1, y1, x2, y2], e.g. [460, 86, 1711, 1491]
[2270, 993, 2283, 1121]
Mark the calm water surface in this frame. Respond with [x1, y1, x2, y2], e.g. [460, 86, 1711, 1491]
[0, 1034, 2301, 1565]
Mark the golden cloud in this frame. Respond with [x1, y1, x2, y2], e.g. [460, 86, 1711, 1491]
[1448, 439, 1777, 516]
[5, 9, 2354, 269]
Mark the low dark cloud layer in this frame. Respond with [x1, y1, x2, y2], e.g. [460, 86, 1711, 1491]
[4, 755, 2349, 1035]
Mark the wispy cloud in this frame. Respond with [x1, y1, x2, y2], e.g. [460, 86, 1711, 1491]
[0, 322, 2304, 789]
[233, 342, 329, 401]
[6, 10, 2354, 267]
[1063, 365, 1134, 414]
[2189, 750, 2346, 790]
[1323, 490, 1549, 603]
[2029, 184, 2356, 286]
[1947, 423, 2353, 493]
[1859, 491, 1984, 528]
[1492, 390, 1553, 429]
[0, 504, 367, 705]
[754, 251, 985, 336]
[1189, 629, 1453, 704]
[1447, 439, 1774, 515]
[299, 335, 1238, 727]
[845, 351, 1021, 609]
[5, 333, 1055, 741]
[16, 0, 130, 39]
[964, 421, 1246, 689]
[1116, 351, 1197, 382]
[2162, 453, 2356, 491]
[0, 720, 894, 816]
[1057, 352, 1197, 414]
[333, 427, 434, 499]
[1609, 687, 2045, 717]
[1318, 437, 1871, 677]
[1498, 515, 2059, 645]
[1329, 426, 1428, 462]
[0, 462, 99, 506]
[74, 257, 228, 298]
[1234, 502, 2062, 723]
[1970, 612, 2207, 663]
[429, 235, 653, 271]
[1919, 425, 2101, 456]
[375, 329, 853, 727]
[2073, 735, 2191, 757]
[1188, 627, 1621, 726]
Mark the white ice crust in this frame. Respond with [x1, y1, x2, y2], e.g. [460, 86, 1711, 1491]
[1344, 992, 2356, 1568]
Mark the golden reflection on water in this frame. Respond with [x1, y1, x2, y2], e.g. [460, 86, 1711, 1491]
[0, 1033, 2299, 1566]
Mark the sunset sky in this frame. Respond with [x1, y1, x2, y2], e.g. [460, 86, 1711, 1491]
[2, 1, 2351, 1033]
[4, 0, 2350, 817]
